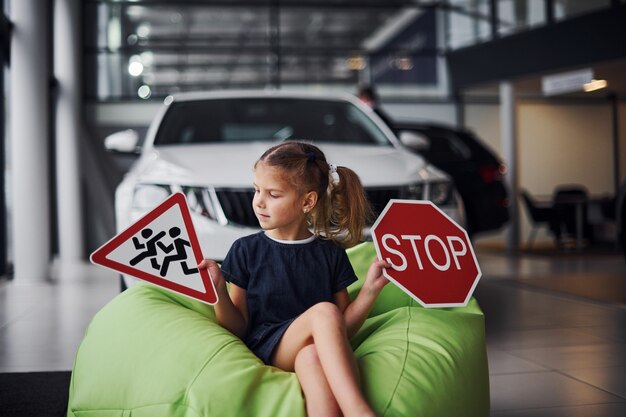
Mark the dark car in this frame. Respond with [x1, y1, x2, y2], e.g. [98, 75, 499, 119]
[393, 122, 510, 236]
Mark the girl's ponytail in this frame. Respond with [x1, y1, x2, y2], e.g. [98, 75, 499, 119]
[325, 166, 373, 248]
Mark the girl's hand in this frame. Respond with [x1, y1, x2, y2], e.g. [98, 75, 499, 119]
[198, 259, 226, 292]
[363, 259, 391, 296]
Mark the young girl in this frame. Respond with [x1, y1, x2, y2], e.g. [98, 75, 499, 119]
[199, 141, 390, 417]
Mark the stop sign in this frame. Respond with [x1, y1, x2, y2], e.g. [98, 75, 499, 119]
[371, 199, 481, 308]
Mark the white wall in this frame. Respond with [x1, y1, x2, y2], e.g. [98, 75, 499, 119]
[384, 102, 457, 126]
[465, 104, 502, 154]
[519, 102, 614, 195]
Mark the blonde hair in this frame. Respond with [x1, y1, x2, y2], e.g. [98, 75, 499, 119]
[256, 141, 372, 248]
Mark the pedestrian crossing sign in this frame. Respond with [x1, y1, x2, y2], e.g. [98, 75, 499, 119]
[90, 192, 218, 305]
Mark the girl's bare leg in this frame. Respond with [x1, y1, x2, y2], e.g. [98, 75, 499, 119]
[272, 302, 374, 417]
[295, 345, 341, 417]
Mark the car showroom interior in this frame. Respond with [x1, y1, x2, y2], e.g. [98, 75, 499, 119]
[0, 1, 625, 416]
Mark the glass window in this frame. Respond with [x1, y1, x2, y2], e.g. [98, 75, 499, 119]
[84, 3, 273, 100]
[154, 98, 393, 147]
[498, 0, 546, 36]
[554, 0, 612, 21]
[445, 0, 491, 49]
[415, 131, 473, 164]
[85, 2, 446, 101]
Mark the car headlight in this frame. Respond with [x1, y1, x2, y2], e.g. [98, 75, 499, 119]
[401, 183, 424, 200]
[429, 181, 454, 206]
[132, 184, 171, 210]
[180, 186, 223, 223]
[132, 184, 224, 224]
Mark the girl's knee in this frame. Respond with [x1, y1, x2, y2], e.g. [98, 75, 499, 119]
[310, 302, 344, 327]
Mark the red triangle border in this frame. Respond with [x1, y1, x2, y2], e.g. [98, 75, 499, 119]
[90, 192, 218, 305]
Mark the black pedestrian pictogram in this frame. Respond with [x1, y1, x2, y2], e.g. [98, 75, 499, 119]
[157, 227, 199, 277]
[130, 228, 166, 270]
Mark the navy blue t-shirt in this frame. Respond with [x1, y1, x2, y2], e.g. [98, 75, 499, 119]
[220, 231, 357, 364]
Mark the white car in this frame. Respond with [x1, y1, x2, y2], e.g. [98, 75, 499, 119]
[106, 90, 465, 288]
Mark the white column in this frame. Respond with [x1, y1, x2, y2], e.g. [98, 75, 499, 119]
[54, 0, 84, 262]
[10, 0, 51, 280]
[500, 81, 520, 253]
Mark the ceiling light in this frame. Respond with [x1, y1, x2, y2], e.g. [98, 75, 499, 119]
[346, 56, 366, 71]
[128, 61, 144, 76]
[136, 23, 151, 38]
[137, 85, 152, 99]
[392, 57, 413, 71]
[583, 79, 608, 92]
[140, 52, 154, 66]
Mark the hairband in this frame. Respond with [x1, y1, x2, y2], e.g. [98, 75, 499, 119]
[305, 151, 336, 176]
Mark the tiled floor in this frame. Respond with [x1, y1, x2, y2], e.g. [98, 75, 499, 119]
[476, 247, 626, 416]
[1, 247, 625, 416]
[0, 260, 119, 373]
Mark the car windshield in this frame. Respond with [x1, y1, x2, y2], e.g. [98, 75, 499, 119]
[154, 98, 393, 146]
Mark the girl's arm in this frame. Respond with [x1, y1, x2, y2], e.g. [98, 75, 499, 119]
[335, 259, 390, 338]
[198, 260, 248, 339]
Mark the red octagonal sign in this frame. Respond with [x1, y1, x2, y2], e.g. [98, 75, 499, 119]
[371, 199, 482, 308]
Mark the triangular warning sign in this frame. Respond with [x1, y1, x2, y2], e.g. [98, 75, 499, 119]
[90, 192, 218, 305]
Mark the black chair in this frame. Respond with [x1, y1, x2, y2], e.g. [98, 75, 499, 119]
[520, 190, 557, 248]
[551, 185, 591, 245]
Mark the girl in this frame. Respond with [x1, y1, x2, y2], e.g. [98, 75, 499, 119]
[199, 141, 390, 417]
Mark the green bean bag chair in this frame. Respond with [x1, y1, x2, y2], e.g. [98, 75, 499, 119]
[67, 242, 489, 417]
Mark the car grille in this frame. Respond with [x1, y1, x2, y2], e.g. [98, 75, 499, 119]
[366, 187, 403, 218]
[215, 189, 259, 228]
[213, 186, 413, 228]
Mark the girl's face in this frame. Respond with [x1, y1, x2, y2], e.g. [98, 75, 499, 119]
[253, 162, 316, 240]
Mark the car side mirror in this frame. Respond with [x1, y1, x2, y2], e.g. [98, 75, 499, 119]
[399, 130, 430, 151]
[104, 129, 140, 154]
